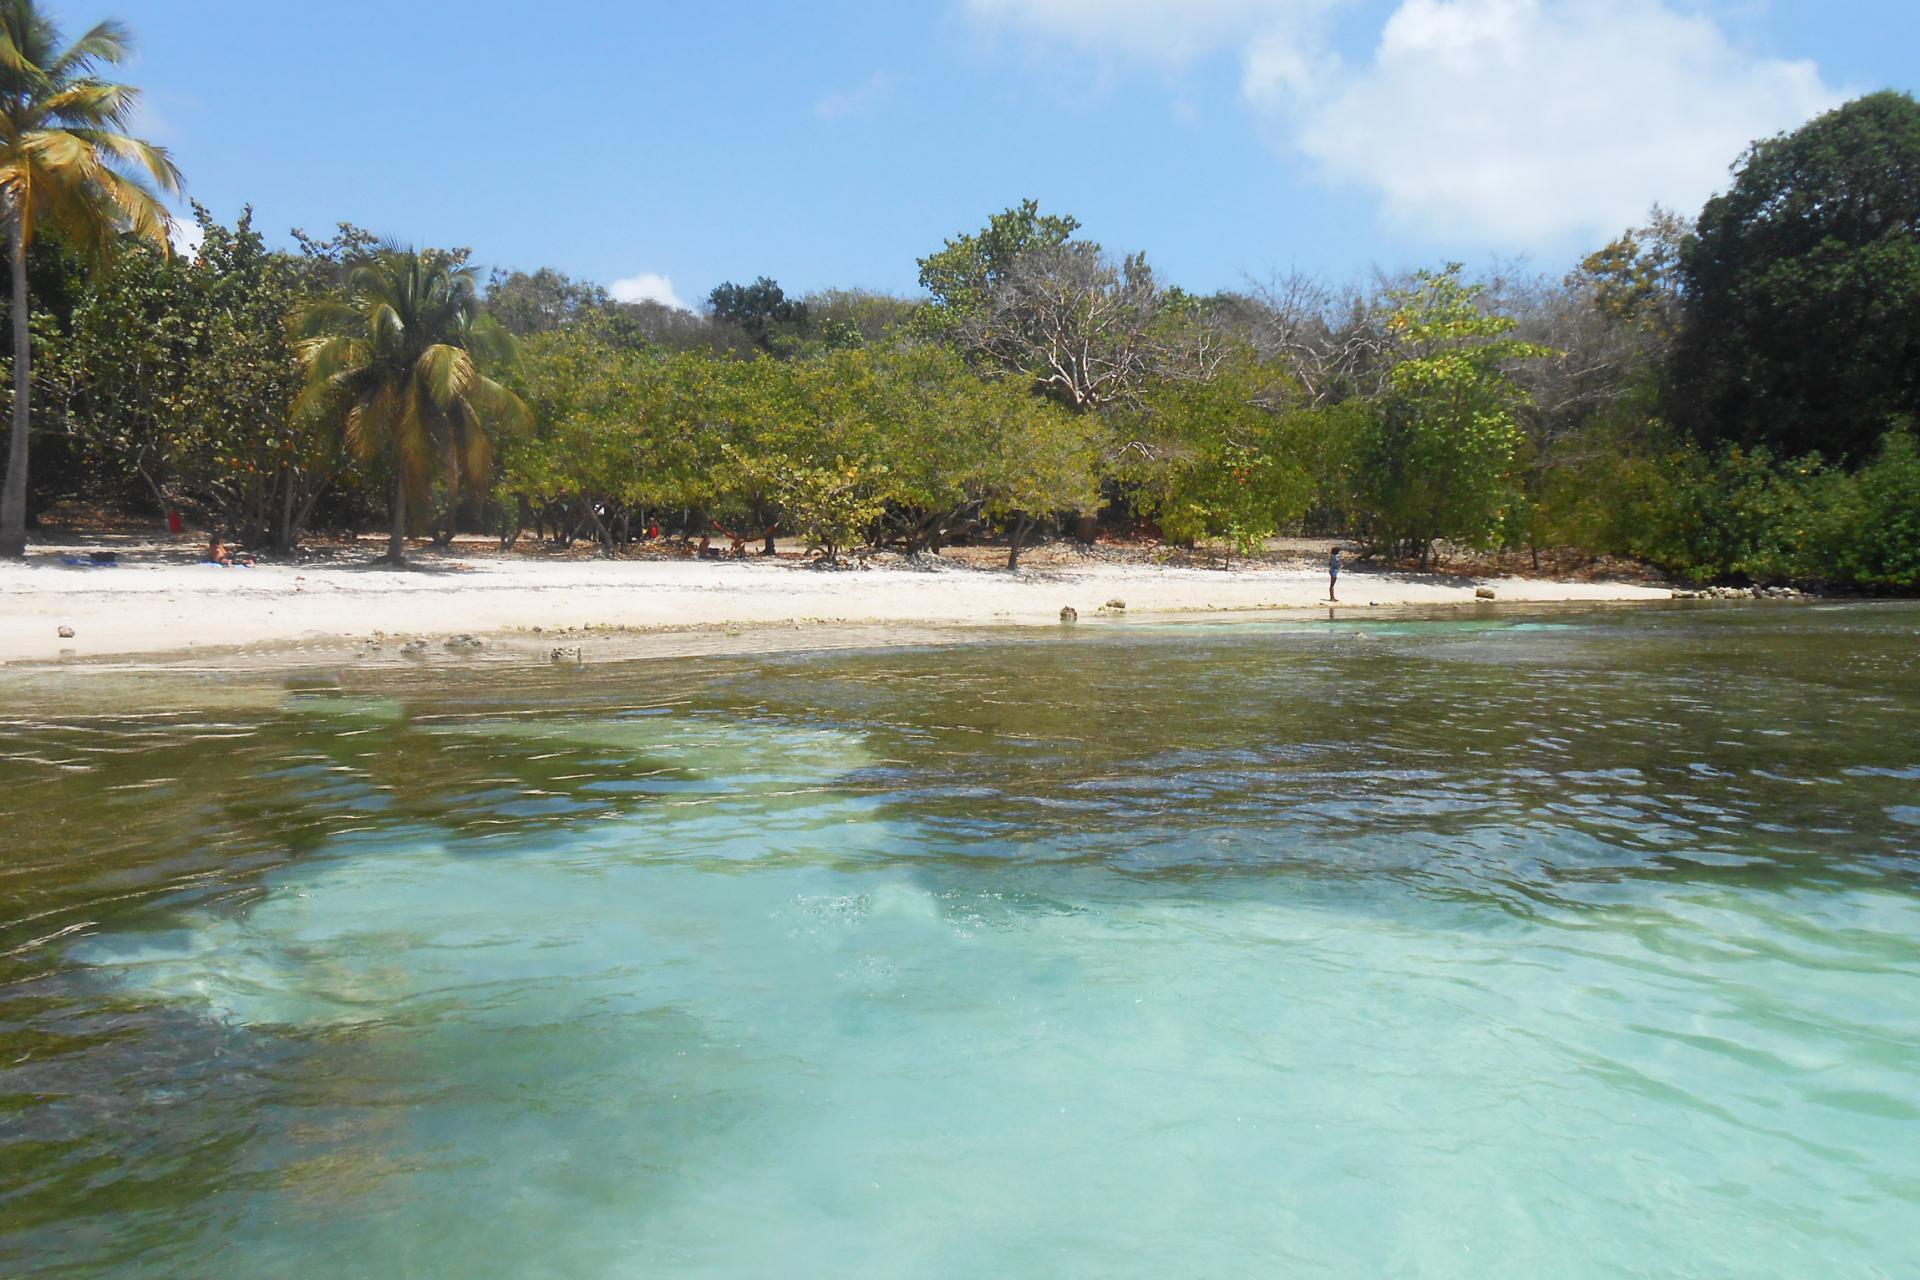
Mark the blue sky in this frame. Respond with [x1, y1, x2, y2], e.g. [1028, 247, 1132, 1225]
[75, 0, 1920, 308]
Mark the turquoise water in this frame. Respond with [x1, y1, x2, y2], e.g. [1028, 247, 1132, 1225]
[4, 605, 1919, 1277]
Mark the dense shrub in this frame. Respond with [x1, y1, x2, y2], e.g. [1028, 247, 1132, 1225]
[1585, 429, 1920, 589]
[1802, 429, 1920, 588]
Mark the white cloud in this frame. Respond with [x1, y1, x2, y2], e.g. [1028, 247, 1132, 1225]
[169, 215, 204, 258]
[608, 272, 685, 309]
[815, 72, 900, 121]
[1279, 0, 1844, 244]
[962, 0, 1847, 247]
[1241, 25, 1338, 100]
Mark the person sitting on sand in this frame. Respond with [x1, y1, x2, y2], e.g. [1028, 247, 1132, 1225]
[207, 535, 255, 567]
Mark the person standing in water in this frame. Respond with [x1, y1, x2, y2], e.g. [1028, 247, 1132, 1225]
[1329, 545, 1341, 602]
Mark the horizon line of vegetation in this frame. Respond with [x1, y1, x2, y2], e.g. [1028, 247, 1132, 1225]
[1, 0, 1916, 590]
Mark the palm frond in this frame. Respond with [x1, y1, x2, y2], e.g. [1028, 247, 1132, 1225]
[461, 312, 522, 369]
[19, 127, 88, 169]
[34, 162, 116, 255]
[346, 258, 397, 299]
[416, 343, 477, 408]
[41, 80, 136, 129]
[296, 299, 364, 339]
[295, 333, 370, 383]
[395, 382, 438, 499]
[293, 356, 373, 425]
[48, 19, 131, 79]
[291, 376, 338, 426]
[449, 399, 494, 490]
[366, 300, 404, 350]
[346, 383, 404, 462]
[86, 164, 171, 247]
[468, 376, 532, 438]
[61, 126, 179, 191]
[0, 17, 43, 83]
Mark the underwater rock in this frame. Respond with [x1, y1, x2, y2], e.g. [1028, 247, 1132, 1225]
[444, 634, 484, 652]
[1059, 606, 1078, 623]
[1475, 587, 1497, 601]
[57, 624, 75, 638]
[1104, 598, 1127, 611]
[550, 645, 584, 664]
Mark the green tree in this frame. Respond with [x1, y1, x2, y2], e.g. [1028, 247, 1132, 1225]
[296, 247, 528, 564]
[174, 207, 325, 549]
[915, 199, 1080, 337]
[802, 288, 921, 350]
[979, 390, 1099, 570]
[1494, 259, 1671, 570]
[47, 205, 322, 548]
[863, 345, 997, 555]
[726, 451, 889, 565]
[1357, 265, 1548, 565]
[834, 345, 1099, 567]
[1125, 357, 1315, 564]
[707, 276, 808, 352]
[752, 349, 890, 561]
[34, 228, 189, 514]
[918, 203, 1177, 412]
[1808, 428, 1920, 588]
[1672, 91, 1920, 463]
[0, 0, 180, 556]
[1573, 207, 1689, 340]
[485, 266, 611, 336]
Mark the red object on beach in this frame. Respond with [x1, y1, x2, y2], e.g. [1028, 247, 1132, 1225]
[166, 511, 183, 534]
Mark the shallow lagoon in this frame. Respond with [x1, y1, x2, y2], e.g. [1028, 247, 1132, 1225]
[4, 604, 1918, 1277]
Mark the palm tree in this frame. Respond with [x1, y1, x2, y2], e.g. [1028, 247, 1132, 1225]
[297, 247, 527, 565]
[0, 2, 180, 557]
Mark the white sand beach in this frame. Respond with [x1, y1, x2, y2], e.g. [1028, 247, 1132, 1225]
[0, 537, 1677, 667]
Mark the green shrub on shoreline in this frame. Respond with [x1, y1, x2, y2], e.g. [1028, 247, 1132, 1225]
[1600, 429, 1920, 590]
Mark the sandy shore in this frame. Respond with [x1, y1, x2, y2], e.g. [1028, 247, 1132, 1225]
[0, 539, 1677, 667]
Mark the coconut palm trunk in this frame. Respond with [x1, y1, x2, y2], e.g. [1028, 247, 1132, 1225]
[388, 442, 407, 563]
[0, 217, 28, 557]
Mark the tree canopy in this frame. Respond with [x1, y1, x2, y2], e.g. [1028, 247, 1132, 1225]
[707, 276, 808, 352]
[296, 247, 528, 563]
[915, 199, 1081, 336]
[1672, 90, 1920, 462]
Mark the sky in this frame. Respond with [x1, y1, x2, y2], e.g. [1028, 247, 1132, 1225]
[72, 0, 1920, 309]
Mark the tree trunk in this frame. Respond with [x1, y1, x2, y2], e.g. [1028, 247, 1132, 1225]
[249, 468, 268, 548]
[1006, 515, 1032, 572]
[293, 479, 327, 548]
[498, 502, 523, 552]
[585, 503, 613, 557]
[0, 218, 31, 558]
[387, 447, 407, 564]
[277, 464, 297, 554]
[135, 465, 171, 528]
